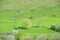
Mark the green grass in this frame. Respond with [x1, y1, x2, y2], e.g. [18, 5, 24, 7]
[19, 27, 59, 37]
[0, 16, 60, 34]
[0, 0, 60, 37]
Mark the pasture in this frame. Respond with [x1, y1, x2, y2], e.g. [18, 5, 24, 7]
[0, 0, 60, 40]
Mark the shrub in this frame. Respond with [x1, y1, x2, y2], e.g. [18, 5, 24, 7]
[56, 28, 60, 32]
[23, 19, 32, 28]
[50, 25, 56, 30]
[50, 24, 60, 32]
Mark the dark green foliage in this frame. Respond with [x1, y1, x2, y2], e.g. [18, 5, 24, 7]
[16, 38, 19, 40]
[17, 27, 27, 29]
[50, 25, 60, 32]
[56, 28, 60, 32]
[50, 26, 56, 30]
[55, 24, 60, 32]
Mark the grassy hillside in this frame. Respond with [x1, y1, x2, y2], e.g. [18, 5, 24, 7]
[0, 0, 60, 10]
[0, 0, 60, 37]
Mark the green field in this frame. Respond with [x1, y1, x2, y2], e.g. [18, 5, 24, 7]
[0, 0, 60, 38]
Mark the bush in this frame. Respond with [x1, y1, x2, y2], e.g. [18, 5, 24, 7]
[50, 25, 56, 30]
[23, 19, 32, 28]
[50, 24, 60, 32]
[56, 28, 60, 32]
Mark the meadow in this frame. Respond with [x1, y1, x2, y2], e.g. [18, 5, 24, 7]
[0, 0, 60, 40]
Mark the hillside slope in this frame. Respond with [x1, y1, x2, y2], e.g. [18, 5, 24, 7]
[0, 0, 60, 10]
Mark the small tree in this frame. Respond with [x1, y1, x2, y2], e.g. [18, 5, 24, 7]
[23, 19, 32, 29]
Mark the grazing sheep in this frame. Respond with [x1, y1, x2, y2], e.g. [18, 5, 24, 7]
[35, 34, 48, 40]
[23, 19, 32, 28]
